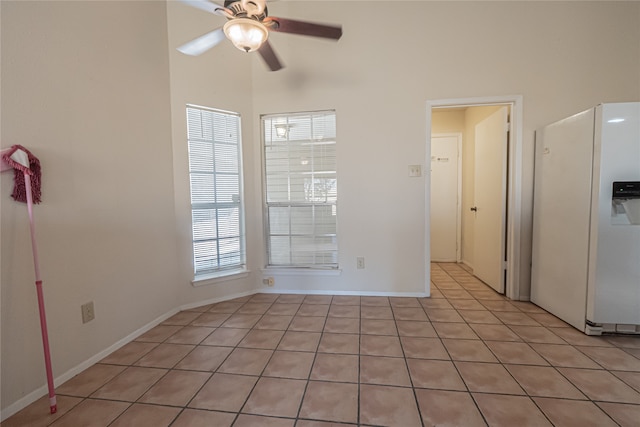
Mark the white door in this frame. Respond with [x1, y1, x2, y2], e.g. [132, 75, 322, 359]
[473, 107, 509, 293]
[430, 135, 460, 262]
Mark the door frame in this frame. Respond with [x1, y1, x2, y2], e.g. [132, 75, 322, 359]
[425, 95, 523, 300]
[431, 132, 463, 263]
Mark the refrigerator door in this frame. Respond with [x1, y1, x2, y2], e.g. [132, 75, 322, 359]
[586, 102, 640, 326]
[531, 108, 595, 331]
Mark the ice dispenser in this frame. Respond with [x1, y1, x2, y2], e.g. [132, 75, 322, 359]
[612, 181, 640, 225]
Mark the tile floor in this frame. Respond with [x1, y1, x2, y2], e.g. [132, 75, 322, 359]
[3, 262, 640, 426]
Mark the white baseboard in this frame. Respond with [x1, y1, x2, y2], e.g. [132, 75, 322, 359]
[258, 288, 428, 298]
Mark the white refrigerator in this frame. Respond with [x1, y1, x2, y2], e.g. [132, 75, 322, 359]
[531, 102, 640, 335]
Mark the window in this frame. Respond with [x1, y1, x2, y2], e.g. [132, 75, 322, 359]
[187, 105, 245, 278]
[262, 111, 338, 268]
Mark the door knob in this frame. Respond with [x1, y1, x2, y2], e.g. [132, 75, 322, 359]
[470, 207, 478, 212]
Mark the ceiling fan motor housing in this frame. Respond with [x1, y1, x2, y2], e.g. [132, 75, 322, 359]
[224, 1, 267, 21]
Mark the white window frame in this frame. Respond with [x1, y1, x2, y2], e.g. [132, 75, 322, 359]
[186, 104, 247, 282]
[261, 110, 338, 269]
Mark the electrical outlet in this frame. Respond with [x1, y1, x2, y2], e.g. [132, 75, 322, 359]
[408, 165, 422, 177]
[262, 277, 275, 287]
[357, 257, 365, 269]
[81, 301, 95, 324]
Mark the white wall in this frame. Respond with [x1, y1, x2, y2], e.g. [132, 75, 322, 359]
[0, 0, 180, 414]
[250, 0, 640, 299]
[1, 0, 639, 417]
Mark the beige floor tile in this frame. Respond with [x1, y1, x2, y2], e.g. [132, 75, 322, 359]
[162, 311, 202, 326]
[473, 393, 552, 426]
[237, 302, 272, 315]
[266, 304, 300, 316]
[91, 366, 167, 401]
[360, 355, 411, 386]
[485, 341, 549, 365]
[396, 321, 437, 337]
[359, 384, 422, 427]
[480, 300, 521, 311]
[310, 353, 359, 382]
[254, 315, 293, 330]
[217, 348, 273, 375]
[401, 336, 450, 359]
[200, 327, 249, 346]
[295, 421, 353, 427]
[49, 399, 130, 427]
[317, 333, 359, 354]
[420, 298, 454, 310]
[171, 408, 235, 427]
[135, 325, 183, 343]
[442, 289, 474, 299]
[506, 364, 586, 399]
[298, 304, 330, 317]
[530, 343, 602, 369]
[208, 301, 244, 313]
[174, 345, 232, 371]
[549, 327, 613, 347]
[299, 381, 358, 423]
[189, 312, 232, 327]
[233, 414, 296, 427]
[509, 325, 566, 344]
[390, 297, 421, 308]
[534, 398, 619, 427]
[242, 377, 307, 418]
[455, 361, 525, 395]
[238, 329, 285, 350]
[457, 309, 501, 324]
[433, 322, 480, 339]
[360, 334, 403, 357]
[134, 343, 194, 369]
[360, 305, 394, 319]
[304, 295, 333, 305]
[221, 314, 263, 329]
[612, 371, 640, 393]
[493, 311, 540, 326]
[56, 364, 126, 397]
[425, 309, 465, 323]
[138, 370, 210, 406]
[416, 389, 487, 427]
[392, 307, 429, 321]
[360, 296, 390, 306]
[596, 402, 640, 427]
[407, 359, 466, 390]
[263, 350, 316, 379]
[442, 339, 498, 362]
[527, 312, 571, 328]
[323, 317, 360, 334]
[360, 319, 397, 335]
[109, 403, 180, 427]
[0, 395, 82, 427]
[328, 305, 360, 318]
[559, 368, 640, 403]
[189, 373, 258, 411]
[277, 331, 322, 352]
[289, 316, 326, 332]
[165, 326, 215, 345]
[577, 346, 640, 371]
[331, 295, 361, 306]
[250, 294, 280, 303]
[100, 341, 159, 365]
[469, 324, 522, 341]
[605, 335, 640, 349]
[276, 294, 306, 304]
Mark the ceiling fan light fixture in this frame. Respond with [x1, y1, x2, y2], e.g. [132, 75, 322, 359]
[223, 18, 268, 52]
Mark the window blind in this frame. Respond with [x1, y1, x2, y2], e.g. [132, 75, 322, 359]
[262, 111, 338, 267]
[187, 105, 245, 277]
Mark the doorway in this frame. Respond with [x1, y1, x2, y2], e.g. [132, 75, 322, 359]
[425, 96, 523, 300]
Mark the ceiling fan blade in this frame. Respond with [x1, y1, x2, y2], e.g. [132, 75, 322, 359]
[179, 0, 232, 17]
[177, 28, 226, 56]
[258, 40, 284, 71]
[265, 17, 342, 40]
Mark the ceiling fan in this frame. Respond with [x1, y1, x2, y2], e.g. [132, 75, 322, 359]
[177, 0, 343, 71]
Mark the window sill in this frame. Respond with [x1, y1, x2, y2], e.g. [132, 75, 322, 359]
[192, 269, 250, 287]
[261, 267, 342, 277]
